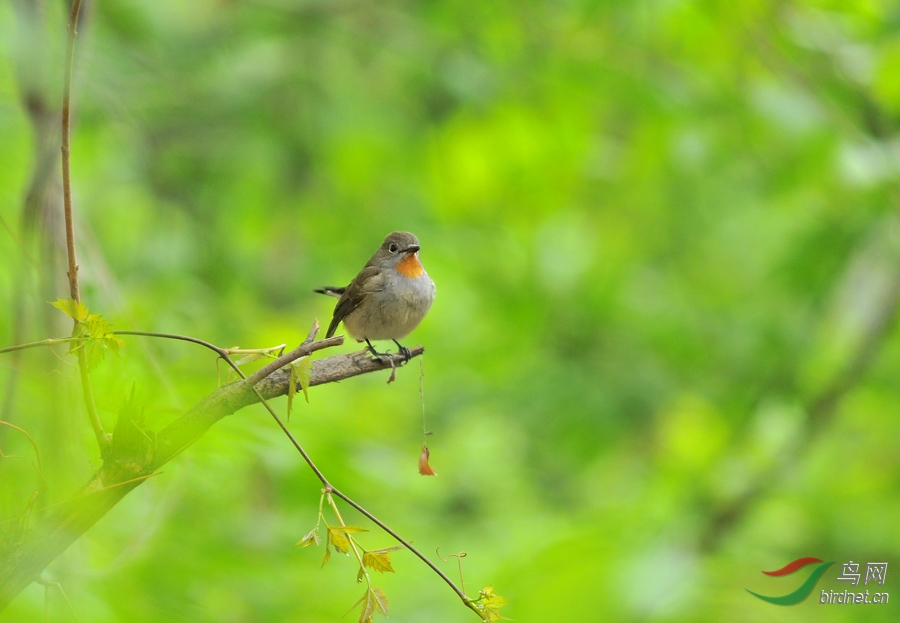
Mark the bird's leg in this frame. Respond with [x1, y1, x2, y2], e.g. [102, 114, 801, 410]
[392, 339, 412, 362]
[365, 339, 389, 361]
[365, 339, 400, 383]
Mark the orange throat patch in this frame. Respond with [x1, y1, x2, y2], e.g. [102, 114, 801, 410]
[396, 253, 425, 278]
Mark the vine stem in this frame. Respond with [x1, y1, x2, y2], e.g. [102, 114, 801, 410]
[41, 0, 483, 616]
[61, 0, 82, 302]
[327, 486, 480, 616]
[1, 326, 479, 613]
[122, 326, 482, 617]
[325, 493, 370, 589]
[0, 323, 481, 616]
[0, 332, 481, 617]
[59, 0, 108, 453]
[0, 337, 80, 355]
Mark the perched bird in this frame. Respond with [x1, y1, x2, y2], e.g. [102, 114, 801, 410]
[315, 231, 435, 360]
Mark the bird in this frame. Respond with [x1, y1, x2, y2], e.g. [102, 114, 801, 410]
[315, 231, 435, 360]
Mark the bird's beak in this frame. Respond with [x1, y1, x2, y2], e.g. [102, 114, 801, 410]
[401, 244, 420, 254]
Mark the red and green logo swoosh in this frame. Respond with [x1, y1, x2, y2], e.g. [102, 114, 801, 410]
[747, 557, 834, 605]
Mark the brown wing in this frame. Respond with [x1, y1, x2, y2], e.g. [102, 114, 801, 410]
[326, 265, 384, 338]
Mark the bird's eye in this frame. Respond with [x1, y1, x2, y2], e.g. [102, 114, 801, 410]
[389, 243, 399, 253]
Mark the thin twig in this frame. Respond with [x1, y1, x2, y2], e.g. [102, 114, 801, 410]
[0, 337, 80, 355]
[325, 493, 371, 588]
[0, 322, 468, 614]
[117, 323, 344, 488]
[76, 349, 107, 450]
[0, 337, 439, 611]
[331, 485, 481, 615]
[186, 328, 479, 614]
[247, 332, 340, 385]
[112, 329, 342, 388]
[257, 379, 481, 615]
[59, 0, 107, 452]
[61, 0, 82, 302]
[113, 331, 231, 358]
[231, 325, 337, 487]
[436, 548, 468, 596]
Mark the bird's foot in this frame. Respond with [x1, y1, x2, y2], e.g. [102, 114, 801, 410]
[364, 341, 388, 362]
[392, 340, 412, 363]
[366, 339, 403, 363]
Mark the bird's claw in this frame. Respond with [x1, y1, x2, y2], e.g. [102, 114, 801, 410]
[363, 341, 411, 383]
[392, 340, 412, 363]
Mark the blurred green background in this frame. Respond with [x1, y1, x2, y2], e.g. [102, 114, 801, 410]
[1, 0, 899, 621]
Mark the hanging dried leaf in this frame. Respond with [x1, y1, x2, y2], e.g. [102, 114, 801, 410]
[418, 443, 436, 476]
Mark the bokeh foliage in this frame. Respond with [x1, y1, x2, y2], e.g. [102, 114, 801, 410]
[1, 0, 900, 621]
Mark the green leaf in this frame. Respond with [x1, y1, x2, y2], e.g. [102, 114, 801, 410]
[51, 298, 89, 322]
[363, 550, 395, 574]
[371, 587, 389, 616]
[84, 335, 124, 370]
[109, 335, 126, 353]
[358, 590, 375, 623]
[286, 357, 312, 419]
[327, 526, 352, 553]
[287, 365, 297, 421]
[350, 587, 389, 623]
[294, 356, 312, 403]
[86, 338, 107, 369]
[84, 313, 112, 338]
[475, 586, 509, 622]
[295, 527, 319, 548]
[52, 305, 124, 370]
[346, 591, 371, 623]
[321, 529, 332, 567]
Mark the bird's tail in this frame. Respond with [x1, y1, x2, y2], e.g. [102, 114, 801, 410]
[315, 287, 345, 338]
[314, 286, 345, 298]
[325, 316, 341, 338]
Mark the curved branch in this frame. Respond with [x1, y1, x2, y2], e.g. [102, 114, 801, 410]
[0, 342, 423, 611]
[700, 270, 900, 551]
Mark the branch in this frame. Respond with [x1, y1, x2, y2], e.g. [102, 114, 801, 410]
[0, 326, 463, 608]
[0, 337, 81, 355]
[694, 4, 900, 552]
[61, 0, 82, 302]
[57, 0, 108, 454]
[246, 321, 332, 385]
[121, 327, 474, 612]
[206, 344, 482, 616]
[0, 343, 423, 611]
[700, 264, 900, 551]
